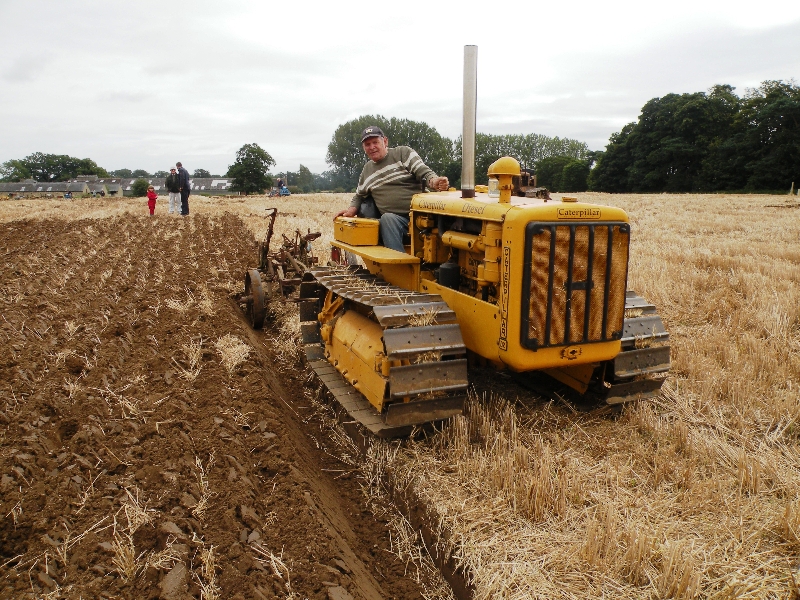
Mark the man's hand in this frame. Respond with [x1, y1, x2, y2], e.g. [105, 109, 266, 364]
[334, 206, 358, 220]
[427, 176, 449, 192]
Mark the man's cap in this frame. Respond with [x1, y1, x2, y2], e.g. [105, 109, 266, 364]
[360, 126, 386, 142]
[170, 168, 176, 171]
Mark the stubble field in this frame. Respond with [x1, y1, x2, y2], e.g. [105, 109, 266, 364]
[1, 190, 799, 599]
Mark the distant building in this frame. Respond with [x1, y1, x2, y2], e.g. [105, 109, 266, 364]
[0, 182, 27, 197]
[0, 181, 88, 198]
[119, 177, 238, 196]
[87, 183, 109, 197]
[1, 176, 240, 198]
[82, 178, 124, 196]
[120, 178, 162, 195]
[189, 178, 235, 193]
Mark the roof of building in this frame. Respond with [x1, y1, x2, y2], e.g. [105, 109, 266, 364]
[189, 178, 233, 190]
[0, 182, 87, 192]
[115, 177, 235, 191]
[42, 182, 89, 192]
[2, 176, 237, 194]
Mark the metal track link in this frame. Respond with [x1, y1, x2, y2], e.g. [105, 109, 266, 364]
[605, 291, 671, 404]
[299, 266, 467, 437]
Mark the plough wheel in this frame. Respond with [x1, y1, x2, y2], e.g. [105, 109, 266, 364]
[245, 269, 266, 329]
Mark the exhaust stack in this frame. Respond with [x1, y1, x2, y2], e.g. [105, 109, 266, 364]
[461, 45, 477, 199]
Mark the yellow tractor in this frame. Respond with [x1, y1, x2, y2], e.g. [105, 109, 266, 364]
[260, 46, 669, 437]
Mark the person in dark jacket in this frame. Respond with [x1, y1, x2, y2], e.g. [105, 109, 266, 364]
[165, 167, 181, 214]
[176, 162, 191, 215]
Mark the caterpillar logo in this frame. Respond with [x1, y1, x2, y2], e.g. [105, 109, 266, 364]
[557, 208, 601, 220]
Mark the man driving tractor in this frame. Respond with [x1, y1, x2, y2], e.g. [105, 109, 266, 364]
[334, 126, 449, 252]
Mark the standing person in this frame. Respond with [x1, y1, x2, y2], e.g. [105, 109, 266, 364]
[146, 185, 158, 216]
[165, 167, 181, 214]
[334, 126, 449, 252]
[176, 161, 191, 216]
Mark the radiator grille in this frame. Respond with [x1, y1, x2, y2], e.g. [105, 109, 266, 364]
[522, 222, 629, 349]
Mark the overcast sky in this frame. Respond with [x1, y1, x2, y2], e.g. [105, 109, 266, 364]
[1, 0, 799, 177]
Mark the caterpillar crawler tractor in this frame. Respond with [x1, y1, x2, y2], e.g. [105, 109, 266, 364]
[245, 46, 670, 437]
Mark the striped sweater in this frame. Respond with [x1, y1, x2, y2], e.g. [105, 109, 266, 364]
[349, 146, 437, 216]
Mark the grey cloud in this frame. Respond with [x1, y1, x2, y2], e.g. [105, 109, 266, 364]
[473, 20, 800, 150]
[102, 92, 154, 104]
[564, 22, 800, 95]
[1, 54, 50, 83]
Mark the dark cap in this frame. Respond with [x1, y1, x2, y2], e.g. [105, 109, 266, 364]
[360, 126, 386, 143]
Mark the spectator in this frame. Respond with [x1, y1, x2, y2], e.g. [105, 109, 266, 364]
[176, 162, 191, 215]
[165, 167, 181, 214]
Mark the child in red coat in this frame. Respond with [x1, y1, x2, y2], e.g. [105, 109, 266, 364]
[146, 185, 158, 216]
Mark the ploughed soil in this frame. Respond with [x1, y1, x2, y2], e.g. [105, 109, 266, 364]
[0, 214, 432, 599]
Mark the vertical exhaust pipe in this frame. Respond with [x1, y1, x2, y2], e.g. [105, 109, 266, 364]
[461, 45, 477, 199]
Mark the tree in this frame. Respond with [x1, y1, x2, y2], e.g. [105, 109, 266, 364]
[589, 124, 635, 192]
[738, 81, 800, 190]
[536, 156, 576, 191]
[560, 160, 590, 192]
[588, 81, 800, 193]
[454, 133, 589, 185]
[193, 168, 211, 178]
[294, 165, 314, 193]
[695, 84, 746, 191]
[623, 90, 744, 192]
[0, 159, 31, 181]
[443, 158, 462, 190]
[131, 169, 150, 178]
[131, 178, 149, 197]
[313, 170, 341, 192]
[227, 143, 275, 195]
[110, 169, 133, 178]
[153, 170, 169, 177]
[1, 153, 108, 182]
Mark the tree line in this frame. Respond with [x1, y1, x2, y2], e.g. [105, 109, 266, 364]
[113, 168, 221, 178]
[323, 115, 590, 192]
[0, 153, 223, 182]
[590, 81, 800, 193]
